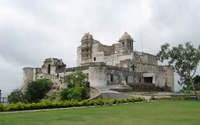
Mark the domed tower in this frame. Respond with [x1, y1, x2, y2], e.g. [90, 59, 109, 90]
[115, 32, 135, 54]
[80, 33, 93, 65]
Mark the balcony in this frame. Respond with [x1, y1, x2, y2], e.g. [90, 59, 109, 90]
[81, 44, 91, 49]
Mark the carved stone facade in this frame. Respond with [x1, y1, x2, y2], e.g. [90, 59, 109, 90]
[22, 32, 174, 93]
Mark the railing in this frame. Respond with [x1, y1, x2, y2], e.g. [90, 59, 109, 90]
[0, 97, 7, 103]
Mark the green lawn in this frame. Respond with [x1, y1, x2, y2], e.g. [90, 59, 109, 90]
[0, 101, 200, 125]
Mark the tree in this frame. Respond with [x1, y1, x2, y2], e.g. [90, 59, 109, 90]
[62, 70, 88, 101]
[157, 42, 200, 100]
[60, 88, 69, 101]
[67, 86, 85, 101]
[193, 75, 200, 85]
[7, 87, 26, 104]
[65, 70, 88, 88]
[25, 78, 52, 103]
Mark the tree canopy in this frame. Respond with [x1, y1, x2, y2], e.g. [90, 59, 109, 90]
[65, 69, 88, 88]
[7, 87, 26, 104]
[25, 78, 52, 103]
[60, 70, 88, 101]
[157, 42, 200, 99]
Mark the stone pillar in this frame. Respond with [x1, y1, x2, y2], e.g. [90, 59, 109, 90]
[22, 67, 34, 94]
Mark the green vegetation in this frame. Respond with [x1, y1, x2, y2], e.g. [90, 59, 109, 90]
[184, 75, 200, 91]
[65, 69, 88, 88]
[60, 70, 88, 101]
[157, 42, 200, 100]
[7, 88, 26, 104]
[25, 78, 52, 103]
[0, 97, 145, 112]
[7, 78, 52, 104]
[0, 101, 200, 125]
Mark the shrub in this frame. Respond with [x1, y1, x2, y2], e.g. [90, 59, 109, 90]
[60, 88, 69, 101]
[63, 101, 73, 107]
[89, 100, 96, 106]
[112, 98, 117, 104]
[138, 97, 145, 101]
[16, 102, 24, 110]
[25, 78, 52, 103]
[81, 100, 88, 106]
[67, 86, 85, 101]
[121, 99, 127, 103]
[97, 98, 104, 105]
[126, 98, 132, 102]
[72, 101, 80, 107]
[0, 103, 5, 112]
[7, 103, 18, 111]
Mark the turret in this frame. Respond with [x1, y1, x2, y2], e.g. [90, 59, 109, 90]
[115, 32, 135, 54]
[80, 33, 93, 65]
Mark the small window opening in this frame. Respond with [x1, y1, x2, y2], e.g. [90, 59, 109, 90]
[111, 74, 113, 82]
[48, 64, 51, 74]
[131, 65, 135, 70]
[126, 76, 128, 82]
[122, 42, 124, 46]
[94, 57, 96, 61]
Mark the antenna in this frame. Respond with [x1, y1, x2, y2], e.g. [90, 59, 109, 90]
[119, 29, 120, 39]
[140, 28, 143, 53]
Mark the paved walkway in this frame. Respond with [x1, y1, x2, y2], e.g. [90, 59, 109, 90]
[95, 85, 135, 99]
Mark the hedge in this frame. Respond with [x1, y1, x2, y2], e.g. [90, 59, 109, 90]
[0, 97, 145, 112]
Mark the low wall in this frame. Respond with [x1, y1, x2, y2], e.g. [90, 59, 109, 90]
[85, 87, 102, 101]
[127, 82, 171, 91]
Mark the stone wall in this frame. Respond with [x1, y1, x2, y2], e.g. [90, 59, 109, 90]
[85, 86, 101, 100]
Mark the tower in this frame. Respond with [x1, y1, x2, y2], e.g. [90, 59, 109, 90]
[80, 33, 93, 65]
[115, 32, 134, 54]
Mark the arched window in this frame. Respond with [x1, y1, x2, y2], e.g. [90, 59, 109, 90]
[48, 64, 51, 74]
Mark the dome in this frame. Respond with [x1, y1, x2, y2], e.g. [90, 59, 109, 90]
[81, 32, 93, 41]
[119, 32, 133, 41]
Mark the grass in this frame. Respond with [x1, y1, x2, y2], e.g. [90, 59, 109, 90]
[0, 101, 200, 125]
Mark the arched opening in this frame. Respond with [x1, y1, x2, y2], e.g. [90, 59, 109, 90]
[48, 64, 51, 74]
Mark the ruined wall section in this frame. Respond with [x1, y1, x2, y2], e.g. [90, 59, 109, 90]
[162, 66, 174, 91]
[22, 67, 34, 94]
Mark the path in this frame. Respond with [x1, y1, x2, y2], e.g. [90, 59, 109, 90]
[95, 85, 135, 99]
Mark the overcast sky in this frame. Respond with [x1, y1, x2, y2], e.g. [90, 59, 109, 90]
[0, 0, 200, 97]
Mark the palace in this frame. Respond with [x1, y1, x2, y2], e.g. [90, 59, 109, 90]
[22, 32, 174, 93]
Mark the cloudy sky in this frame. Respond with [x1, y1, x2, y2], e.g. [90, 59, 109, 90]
[0, 0, 200, 97]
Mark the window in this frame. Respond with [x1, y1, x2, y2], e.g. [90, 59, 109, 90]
[128, 42, 131, 46]
[131, 65, 134, 70]
[48, 64, 51, 74]
[111, 74, 113, 82]
[122, 42, 124, 46]
[126, 76, 128, 82]
[94, 57, 96, 61]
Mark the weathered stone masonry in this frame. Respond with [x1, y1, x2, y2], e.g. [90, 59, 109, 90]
[22, 32, 174, 93]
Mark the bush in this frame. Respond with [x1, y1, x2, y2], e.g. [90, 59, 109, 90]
[81, 100, 88, 106]
[0, 103, 5, 112]
[67, 86, 85, 101]
[1, 97, 146, 112]
[112, 98, 117, 104]
[89, 100, 97, 106]
[60, 88, 69, 101]
[25, 78, 52, 103]
[97, 98, 104, 105]
[7, 103, 18, 111]
[63, 101, 73, 107]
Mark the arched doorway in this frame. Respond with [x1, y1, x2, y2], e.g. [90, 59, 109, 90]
[48, 64, 51, 74]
